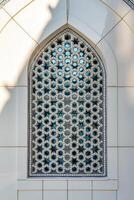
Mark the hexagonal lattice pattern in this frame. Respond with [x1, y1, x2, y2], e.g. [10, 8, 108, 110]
[28, 27, 106, 177]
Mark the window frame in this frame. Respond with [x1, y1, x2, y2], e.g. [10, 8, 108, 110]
[27, 24, 107, 178]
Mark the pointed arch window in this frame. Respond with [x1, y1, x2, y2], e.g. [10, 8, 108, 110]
[28, 26, 107, 177]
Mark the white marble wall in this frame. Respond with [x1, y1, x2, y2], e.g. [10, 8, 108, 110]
[0, 0, 134, 200]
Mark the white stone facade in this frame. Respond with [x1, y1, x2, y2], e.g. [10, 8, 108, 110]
[0, 0, 134, 200]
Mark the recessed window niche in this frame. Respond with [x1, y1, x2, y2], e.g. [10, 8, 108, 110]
[28, 25, 107, 177]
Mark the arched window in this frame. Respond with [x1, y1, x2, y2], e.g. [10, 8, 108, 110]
[28, 26, 107, 177]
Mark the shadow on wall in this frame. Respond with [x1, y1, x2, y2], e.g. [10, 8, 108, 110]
[0, 0, 63, 146]
[0, 2, 63, 198]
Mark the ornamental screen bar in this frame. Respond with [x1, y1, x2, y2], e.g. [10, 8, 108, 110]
[28, 27, 107, 177]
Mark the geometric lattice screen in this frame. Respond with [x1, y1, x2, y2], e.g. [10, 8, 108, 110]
[28, 26, 107, 177]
